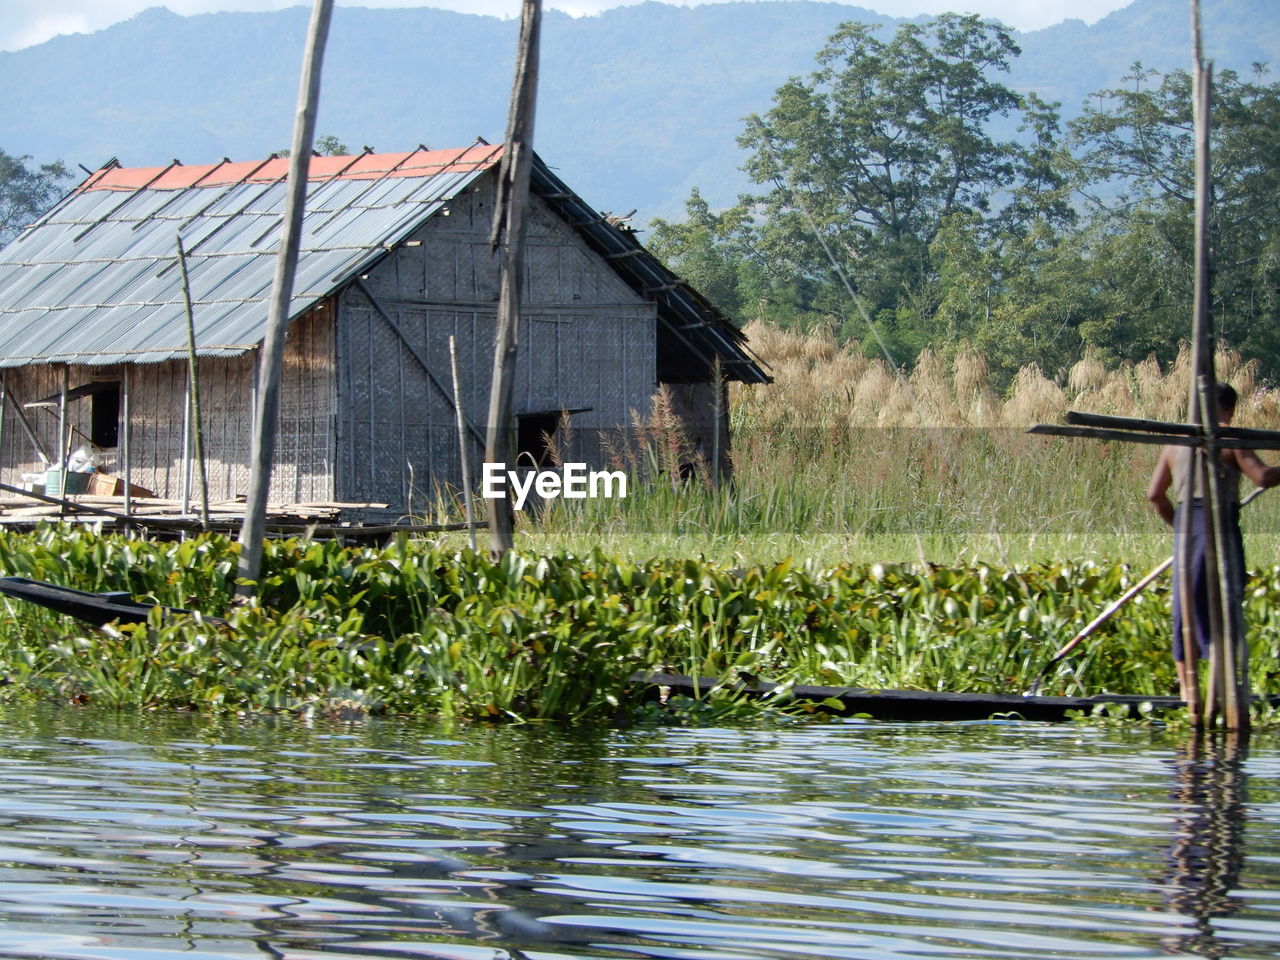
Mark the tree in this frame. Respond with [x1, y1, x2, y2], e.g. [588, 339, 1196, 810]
[649, 189, 753, 317]
[277, 134, 351, 159]
[1069, 64, 1280, 374]
[735, 14, 1068, 361]
[0, 149, 70, 246]
[647, 188, 819, 329]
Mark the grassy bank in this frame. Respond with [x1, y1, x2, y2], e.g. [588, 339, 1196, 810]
[513, 326, 1280, 567]
[0, 527, 1277, 721]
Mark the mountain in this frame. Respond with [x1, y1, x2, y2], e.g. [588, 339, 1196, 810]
[1, 0, 1276, 223]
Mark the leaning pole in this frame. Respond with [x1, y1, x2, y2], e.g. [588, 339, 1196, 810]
[484, 0, 542, 558]
[236, 0, 335, 595]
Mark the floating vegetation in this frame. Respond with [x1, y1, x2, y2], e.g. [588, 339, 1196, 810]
[0, 526, 1278, 721]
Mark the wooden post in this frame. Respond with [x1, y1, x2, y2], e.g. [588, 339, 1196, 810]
[2, 382, 51, 466]
[56, 364, 69, 520]
[1190, 0, 1248, 732]
[177, 234, 211, 531]
[449, 335, 477, 551]
[236, 0, 334, 594]
[0, 373, 8, 488]
[122, 366, 132, 521]
[1197, 380, 1226, 727]
[180, 366, 192, 518]
[484, 0, 542, 558]
[710, 355, 722, 486]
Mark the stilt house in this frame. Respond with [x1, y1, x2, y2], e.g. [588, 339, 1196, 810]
[0, 145, 767, 510]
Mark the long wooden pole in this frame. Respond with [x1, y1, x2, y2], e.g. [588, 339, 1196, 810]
[0, 374, 8, 488]
[177, 234, 211, 531]
[1026, 484, 1269, 696]
[449, 336, 477, 551]
[1174, 0, 1209, 728]
[122, 366, 132, 520]
[484, 0, 542, 558]
[56, 365, 69, 519]
[710, 355, 722, 485]
[1190, 0, 1248, 731]
[180, 366, 192, 517]
[236, 0, 334, 594]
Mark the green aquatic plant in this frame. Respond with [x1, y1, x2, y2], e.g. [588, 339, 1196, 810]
[0, 525, 1276, 721]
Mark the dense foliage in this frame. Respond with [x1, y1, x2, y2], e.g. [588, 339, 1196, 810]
[0, 148, 69, 245]
[649, 16, 1280, 386]
[1, 526, 1278, 721]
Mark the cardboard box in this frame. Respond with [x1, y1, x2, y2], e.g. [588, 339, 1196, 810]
[87, 473, 154, 498]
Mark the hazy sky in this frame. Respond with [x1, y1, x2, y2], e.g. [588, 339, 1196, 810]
[4, 0, 1135, 53]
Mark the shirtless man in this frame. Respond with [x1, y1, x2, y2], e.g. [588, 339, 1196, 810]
[1147, 383, 1280, 714]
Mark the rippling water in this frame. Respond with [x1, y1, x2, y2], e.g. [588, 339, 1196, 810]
[0, 708, 1276, 959]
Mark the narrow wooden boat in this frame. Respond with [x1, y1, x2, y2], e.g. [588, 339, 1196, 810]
[641, 671, 1280, 723]
[0, 576, 223, 628]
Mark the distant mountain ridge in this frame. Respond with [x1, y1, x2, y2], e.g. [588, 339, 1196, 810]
[1, 0, 1275, 222]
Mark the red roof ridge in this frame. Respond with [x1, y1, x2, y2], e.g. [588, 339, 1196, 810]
[75, 144, 504, 193]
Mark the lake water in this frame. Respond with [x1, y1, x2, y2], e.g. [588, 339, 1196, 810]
[0, 707, 1276, 960]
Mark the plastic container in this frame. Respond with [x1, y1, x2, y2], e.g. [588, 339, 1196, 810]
[46, 469, 90, 496]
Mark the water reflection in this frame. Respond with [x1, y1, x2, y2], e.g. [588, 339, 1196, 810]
[1158, 733, 1249, 958]
[0, 710, 1276, 959]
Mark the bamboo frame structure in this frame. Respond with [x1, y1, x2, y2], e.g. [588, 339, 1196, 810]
[1026, 0, 1258, 732]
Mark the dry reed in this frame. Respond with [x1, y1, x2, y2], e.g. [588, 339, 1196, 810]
[535, 323, 1280, 566]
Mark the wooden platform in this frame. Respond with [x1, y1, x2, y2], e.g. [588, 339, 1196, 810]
[639, 672, 1276, 722]
[0, 490, 480, 542]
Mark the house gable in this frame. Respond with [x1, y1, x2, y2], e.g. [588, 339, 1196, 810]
[334, 171, 657, 505]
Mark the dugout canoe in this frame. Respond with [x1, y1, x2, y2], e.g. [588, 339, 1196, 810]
[0, 577, 224, 628]
[638, 671, 1279, 722]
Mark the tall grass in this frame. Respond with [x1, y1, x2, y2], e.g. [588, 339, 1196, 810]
[530, 325, 1280, 567]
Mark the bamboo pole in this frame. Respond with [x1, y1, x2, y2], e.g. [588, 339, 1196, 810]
[1025, 485, 1268, 696]
[1175, 458, 1202, 722]
[1, 382, 51, 466]
[710, 354, 722, 485]
[1174, 0, 1211, 728]
[56, 365, 69, 520]
[0, 374, 8, 488]
[180, 366, 192, 518]
[0, 480, 135, 521]
[449, 336, 477, 551]
[1191, 0, 1248, 731]
[1198, 408, 1225, 728]
[236, 0, 334, 595]
[122, 366, 132, 520]
[176, 234, 211, 531]
[484, 0, 542, 558]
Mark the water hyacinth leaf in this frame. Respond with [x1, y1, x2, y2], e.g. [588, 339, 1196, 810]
[0, 525, 1271, 718]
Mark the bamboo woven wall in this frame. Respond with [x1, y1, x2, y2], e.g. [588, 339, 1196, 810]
[336, 174, 658, 507]
[0, 307, 336, 504]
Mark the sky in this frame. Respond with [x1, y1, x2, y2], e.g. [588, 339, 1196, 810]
[3, 0, 1135, 53]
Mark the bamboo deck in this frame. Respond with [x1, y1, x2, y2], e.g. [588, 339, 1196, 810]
[0, 492, 479, 541]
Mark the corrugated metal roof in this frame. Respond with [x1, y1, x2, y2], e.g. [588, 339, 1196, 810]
[0, 146, 501, 367]
[529, 163, 770, 385]
[0, 143, 767, 384]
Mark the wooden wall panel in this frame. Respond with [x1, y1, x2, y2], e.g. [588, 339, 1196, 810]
[334, 170, 660, 509]
[0, 306, 336, 506]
